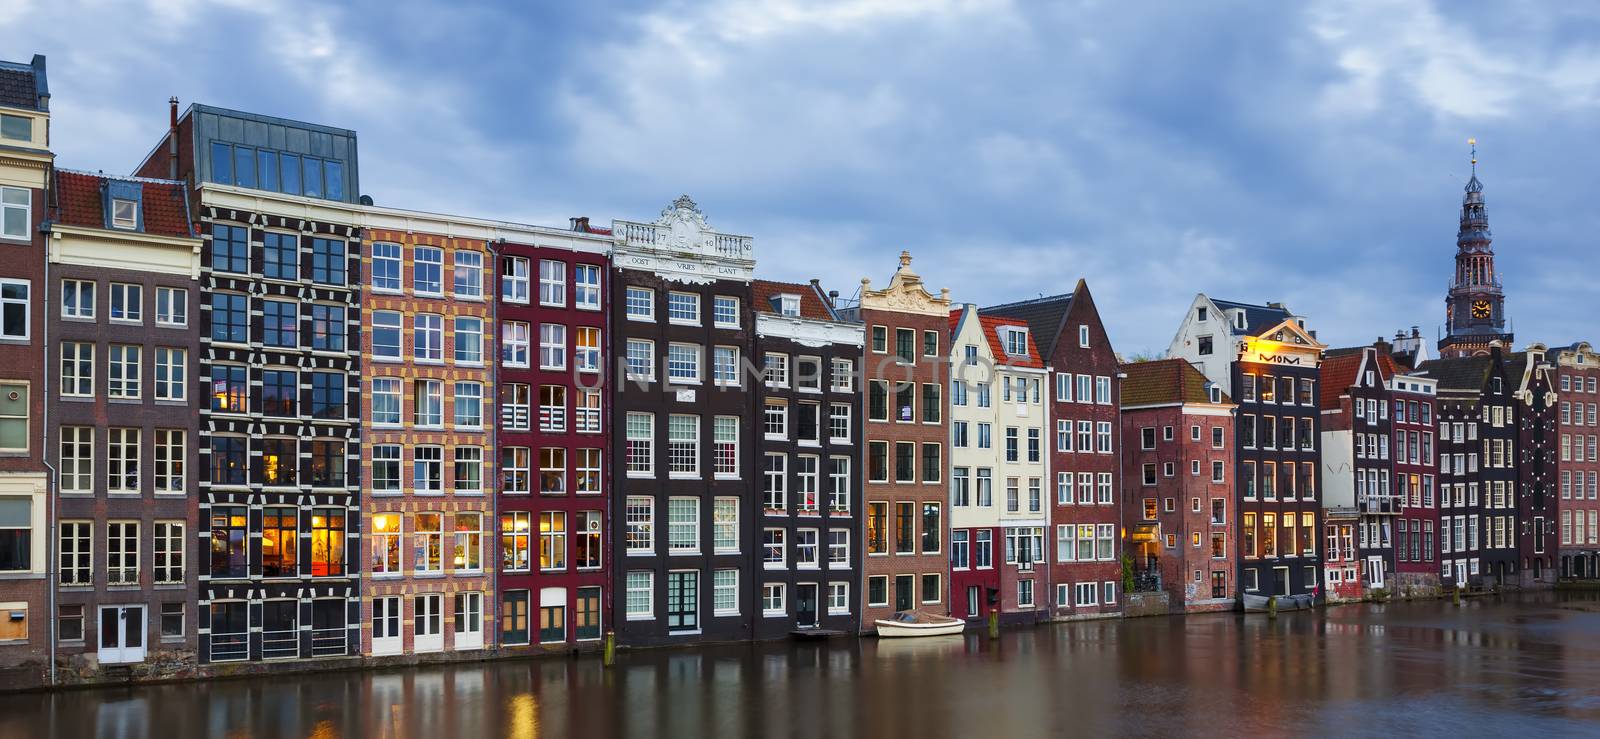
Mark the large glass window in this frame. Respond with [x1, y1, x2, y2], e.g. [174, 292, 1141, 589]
[210, 293, 248, 343]
[309, 304, 345, 352]
[372, 242, 402, 291]
[311, 238, 346, 285]
[211, 224, 248, 273]
[206, 507, 245, 577]
[454, 250, 483, 298]
[263, 232, 298, 280]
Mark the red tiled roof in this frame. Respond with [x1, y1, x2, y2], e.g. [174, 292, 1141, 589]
[54, 170, 194, 238]
[752, 279, 834, 320]
[1319, 347, 1398, 410]
[979, 314, 1043, 368]
[1119, 358, 1231, 407]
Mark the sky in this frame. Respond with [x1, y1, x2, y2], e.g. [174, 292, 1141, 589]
[10, 0, 1600, 357]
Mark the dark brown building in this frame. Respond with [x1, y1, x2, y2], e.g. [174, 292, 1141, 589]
[850, 252, 951, 629]
[751, 279, 863, 638]
[46, 170, 201, 682]
[0, 53, 51, 690]
[611, 197, 757, 646]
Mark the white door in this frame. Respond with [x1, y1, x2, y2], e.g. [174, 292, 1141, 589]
[453, 592, 483, 651]
[98, 605, 146, 664]
[372, 596, 402, 656]
[1454, 561, 1468, 585]
[414, 594, 444, 653]
[1367, 557, 1386, 589]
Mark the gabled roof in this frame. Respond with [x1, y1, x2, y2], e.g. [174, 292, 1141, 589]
[980, 314, 1044, 369]
[752, 279, 835, 321]
[1317, 349, 1398, 410]
[1415, 356, 1494, 393]
[53, 169, 195, 238]
[982, 293, 1073, 357]
[1120, 358, 1231, 407]
[1210, 298, 1294, 336]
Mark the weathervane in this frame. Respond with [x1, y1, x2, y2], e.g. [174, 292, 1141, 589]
[1468, 137, 1477, 176]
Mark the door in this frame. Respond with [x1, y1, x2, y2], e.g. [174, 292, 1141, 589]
[966, 586, 980, 619]
[666, 571, 698, 631]
[796, 584, 819, 628]
[1454, 561, 1467, 585]
[894, 574, 914, 612]
[415, 594, 443, 652]
[453, 592, 483, 651]
[98, 605, 145, 664]
[1367, 557, 1386, 589]
[1272, 566, 1289, 596]
[372, 596, 402, 656]
[575, 587, 601, 641]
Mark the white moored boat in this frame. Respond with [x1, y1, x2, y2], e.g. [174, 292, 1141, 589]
[873, 610, 965, 638]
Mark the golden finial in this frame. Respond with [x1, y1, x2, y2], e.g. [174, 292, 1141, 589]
[1468, 137, 1477, 174]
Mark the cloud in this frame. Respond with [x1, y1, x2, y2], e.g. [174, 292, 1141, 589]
[10, 0, 1600, 356]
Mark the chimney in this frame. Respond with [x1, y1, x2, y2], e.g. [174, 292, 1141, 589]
[168, 96, 179, 181]
[570, 216, 590, 233]
[1374, 337, 1393, 357]
[828, 290, 839, 307]
[1266, 301, 1283, 310]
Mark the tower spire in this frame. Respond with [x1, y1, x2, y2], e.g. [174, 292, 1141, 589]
[1439, 139, 1511, 358]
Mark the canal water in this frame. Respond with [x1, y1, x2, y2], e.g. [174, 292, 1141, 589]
[6, 591, 1600, 738]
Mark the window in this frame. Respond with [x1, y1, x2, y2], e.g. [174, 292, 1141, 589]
[454, 381, 483, 428]
[260, 299, 298, 348]
[370, 444, 401, 494]
[625, 497, 655, 553]
[310, 238, 346, 285]
[499, 321, 530, 367]
[209, 292, 249, 344]
[211, 224, 248, 273]
[571, 326, 601, 373]
[668, 292, 700, 324]
[922, 383, 941, 423]
[0, 183, 27, 243]
[454, 316, 483, 364]
[626, 413, 654, 475]
[570, 263, 600, 309]
[262, 232, 298, 281]
[59, 521, 91, 586]
[414, 313, 443, 361]
[209, 506, 249, 578]
[371, 242, 402, 291]
[622, 286, 655, 321]
[310, 371, 344, 420]
[414, 380, 444, 427]
[539, 260, 566, 306]
[368, 310, 402, 360]
[106, 521, 140, 585]
[501, 256, 531, 303]
[764, 528, 786, 568]
[61, 279, 94, 319]
[539, 512, 568, 571]
[454, 250, 484, 298]
[413, 446, 443, 493]
[667, 415, 700, 477]
[668, 343, 701, 384]
[105, 427, 140, 493]
[153, 429, 185, 493]
[209, 436, 247, 485]
[764, 353, 790, 388]
[540, 448, 567, 494]
[0, 114, 29, 142]
[667, 498, 698, 554]
[713, 296, 739, 328]
[712, 497, 740, 554]
[455, 446, 484, 494]
[496, 512, 529, 573]
[105, 344, 141, 399]
[370, 378, 402, 426]
[539, 324, 566, 369]
[260, 507, 297, 577]
[308, 508, 345, 576]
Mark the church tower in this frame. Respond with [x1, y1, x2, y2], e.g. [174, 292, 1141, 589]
[1439, 140, 1512, 358]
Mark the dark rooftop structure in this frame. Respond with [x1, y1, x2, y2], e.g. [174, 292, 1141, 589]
[0, 54, 48, 111]
[982, 291, 1074, 357]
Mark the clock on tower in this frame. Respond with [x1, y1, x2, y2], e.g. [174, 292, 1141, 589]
[1472, 300, 1492, 319]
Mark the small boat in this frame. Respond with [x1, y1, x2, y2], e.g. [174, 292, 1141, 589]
[1242, 592, 1317, 613]
[873, 610, 965, 638]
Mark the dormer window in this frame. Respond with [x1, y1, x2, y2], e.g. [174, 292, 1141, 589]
[1197, 306, 1207, 322]
[111, 198, 138, 230]
[778, 294, 800, 317]
[1002, 327, 1028, 356]
[1234, 311, 1246, 330]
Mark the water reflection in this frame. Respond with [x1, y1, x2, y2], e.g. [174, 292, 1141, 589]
[7, 591, 1600, 738]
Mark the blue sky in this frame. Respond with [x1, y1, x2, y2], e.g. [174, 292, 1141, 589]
[12, 0, 1600, 356]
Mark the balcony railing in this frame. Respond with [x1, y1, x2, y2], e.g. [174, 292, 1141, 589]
[615, 220, 754, 260]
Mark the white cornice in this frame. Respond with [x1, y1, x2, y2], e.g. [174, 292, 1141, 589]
[48, 225, 201, 278]
[756, 313, 864, 347]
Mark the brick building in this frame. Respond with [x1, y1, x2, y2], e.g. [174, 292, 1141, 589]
[1554, 341, 1599, 578]
[1119, 359, 1236, 612]
[1507, 344, 1558, 586]
[611, 197, 757, 646]
[851, 251, 951, 628]
[946, 304, 1049, 622]
[0, 54, 51, 690]
[359, 214, 495, 659]
[988, 281, 1124, 618]
[136, 103, 365, 665]
[1169, 296, 1327, 600]
[497, 222, 611, 650]
[752, 279, 863, 637]
[46, 170, 201, 682]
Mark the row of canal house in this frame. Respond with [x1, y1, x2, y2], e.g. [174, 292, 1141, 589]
[3, 52, 1599, 688]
